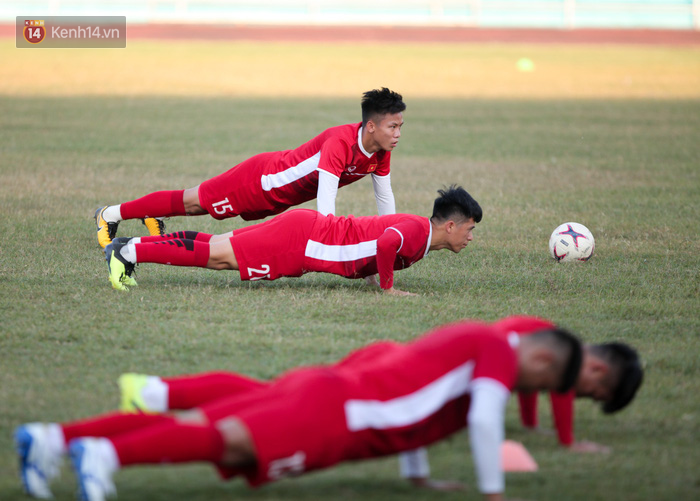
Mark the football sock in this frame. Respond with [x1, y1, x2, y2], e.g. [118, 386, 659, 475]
[62, 412, 173, 444]
[133, 239, 210, 267]
[140, 376, 169, 413]
[46, 423, 68, 455]
[137, 231, 214, 244]
[165, 372, 266, 409]
[120, 190, 186, 220]
[111, 421, 225, 466]
[102, 205, 122, 223]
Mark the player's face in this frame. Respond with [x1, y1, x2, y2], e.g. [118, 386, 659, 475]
[369, 112, 403, 152]
[448, 218, 476, 253]
[575, 355, 613, 402]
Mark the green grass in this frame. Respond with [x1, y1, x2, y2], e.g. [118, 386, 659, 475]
[1, 95, 699, 498]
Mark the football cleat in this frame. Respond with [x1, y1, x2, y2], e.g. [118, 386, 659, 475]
[141, 217, 166, 237]
[94, 207, 119, 249]
[118, 373, 154, 414]
[110, 239, 137, 287]
[104, 241, 136, 291]
[14, 423, 62, 499]
[69, 439, 117, 501]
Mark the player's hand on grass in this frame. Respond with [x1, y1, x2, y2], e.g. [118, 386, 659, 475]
[568, 440, 611, 454]
[408, 477, 466, 491]
[524, 426, 555, 436]
[384, 287, 417, 297]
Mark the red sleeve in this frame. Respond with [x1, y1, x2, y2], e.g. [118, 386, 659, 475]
[518, 392, 539, 428]
[550, 390, 575, 446]
[375, 227, 403, 289]
[317, 136, 349, 178]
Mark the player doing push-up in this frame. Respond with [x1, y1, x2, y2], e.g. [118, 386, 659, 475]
[103, 185, 482, 296]
[94, 88, 405, 248]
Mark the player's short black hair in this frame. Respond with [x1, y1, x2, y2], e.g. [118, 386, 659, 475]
[530, 328, 583, 393]
[591, 343, 644, 414]
[361, 88, 406, 126]
[430, 185, 483, 224]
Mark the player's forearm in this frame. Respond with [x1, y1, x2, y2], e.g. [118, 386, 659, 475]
[316, 170, 339, 216]
[468, 379, 509, 496]
[372, 173, 395, 215]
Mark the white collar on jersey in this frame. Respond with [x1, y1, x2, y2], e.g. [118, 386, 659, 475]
[423, 220, 432, 256]
[357, 126, 373, 159]
[507, 332, 521, 348]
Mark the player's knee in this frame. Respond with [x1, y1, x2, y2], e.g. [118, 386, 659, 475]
[183, 186, 206, 215]
[216, 417, 257, 466]
[176, 409, 209, 425]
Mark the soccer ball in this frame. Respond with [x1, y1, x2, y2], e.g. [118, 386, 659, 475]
[549, 222, 595, 262]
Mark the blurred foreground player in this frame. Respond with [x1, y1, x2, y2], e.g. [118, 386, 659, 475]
[113, 315, 643, 489]
[15, 320, 582, 501]
[399, 316, 644, 488]
[103, 185, 482, 296]
[499, 316, 644, 453]
[95, 87, 405, 248]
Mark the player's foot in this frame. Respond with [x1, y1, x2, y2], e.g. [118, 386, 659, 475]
[110, 239, 137, 287]
[14, 423, 62, 499]
[104, 241, 136, 291]
[118, 373, 154, 413]
[141, 217, 166, 237]
[94, 207, 119, 249]
[69, 439, 117, 501]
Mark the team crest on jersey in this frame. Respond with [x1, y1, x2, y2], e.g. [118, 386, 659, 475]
[368, 163, 377, 172]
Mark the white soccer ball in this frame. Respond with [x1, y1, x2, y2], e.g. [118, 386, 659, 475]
[549, 222, 595, 262]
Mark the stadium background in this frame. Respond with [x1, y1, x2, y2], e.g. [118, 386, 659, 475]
[1, 1, 699, 501]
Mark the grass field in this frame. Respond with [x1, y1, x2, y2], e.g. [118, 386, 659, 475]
[1, 38, 699, 501]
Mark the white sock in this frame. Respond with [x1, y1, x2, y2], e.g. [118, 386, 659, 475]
[119, 242, 138, 264]
[141, 376, 169, 412]
[100, 438, 121, 472]
[46, 423, 67, 455]
[102, 205, 122, 223]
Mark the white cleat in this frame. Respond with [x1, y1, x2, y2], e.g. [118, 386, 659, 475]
[14, 423, 62, 499]
[69, 438, 117, 501]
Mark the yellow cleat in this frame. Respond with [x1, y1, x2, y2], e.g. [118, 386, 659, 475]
[104, 241, 135, 291]
[118, 373, 154, 413]
[95, 206, 119, 249]
[142, 217, 166, 237]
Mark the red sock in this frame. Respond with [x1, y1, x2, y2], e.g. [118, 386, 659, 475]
[135, 239, 210, 267]
[62, 412, 173, 445]
[139, 231, 213, 244]
[120, 190, 186, 220]
[112, 421, 225, 466]
[165, 372, 266, 409]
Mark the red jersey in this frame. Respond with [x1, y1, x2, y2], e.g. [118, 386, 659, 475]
[231, 210, 431, 289]
[492, 316, 576, 446]
[305, 212, 431, 289]
[205, 321, 517, 493]
[199, 123, 391, 220]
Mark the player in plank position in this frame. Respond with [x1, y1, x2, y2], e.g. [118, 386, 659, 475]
[95, 87, 405, 248]
[499, 316, 643, 453]
[14, 320, 583, 501]
[398, 316, 644, 488]
[102, 185, 482, 295]
[99, 315, 641, 489]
